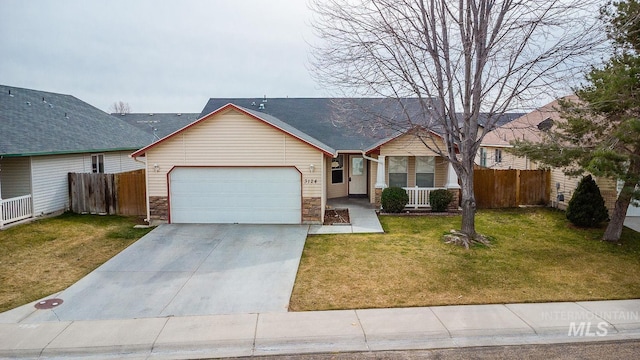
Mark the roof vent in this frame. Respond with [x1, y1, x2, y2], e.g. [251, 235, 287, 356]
[251, 102, 256, 106]
[537, 118, 553, 131]
[65, 112, 69, 119]
[42, 97, 46, 103]
[26, 101, 31, 106]
[8, 89, 13, 97]
[48, 103, 53, 108]
[258, 103, 265, 110]
[120, 113, 126, 116]
[177, 113, 182, 116]
[149, 113, 154, 116]
[262, 95, 267, 103]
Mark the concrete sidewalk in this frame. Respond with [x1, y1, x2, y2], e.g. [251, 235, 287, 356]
[309, 198, 384, 234]
[1, 299, 639, 359]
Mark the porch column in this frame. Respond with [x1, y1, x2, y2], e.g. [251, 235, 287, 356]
[445, 162, 461, 189]
[375, 155, 387, 189]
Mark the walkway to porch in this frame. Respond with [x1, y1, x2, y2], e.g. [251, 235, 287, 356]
[308, 198, 384, 235]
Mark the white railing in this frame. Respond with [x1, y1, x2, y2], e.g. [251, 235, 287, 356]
[1, 194, 33, 228]
[402, 187, 444, 209]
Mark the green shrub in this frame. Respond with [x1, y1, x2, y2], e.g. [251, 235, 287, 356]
[566, 175, 609, 227]
[381, 187, 409, 213]
[430, 189, 453, 212]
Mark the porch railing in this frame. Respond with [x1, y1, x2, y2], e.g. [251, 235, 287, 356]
[402, 187, 444, 209]
[1, 194, 33, 228]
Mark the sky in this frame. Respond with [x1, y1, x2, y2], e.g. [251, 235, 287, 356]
[0, 0, 324, 113]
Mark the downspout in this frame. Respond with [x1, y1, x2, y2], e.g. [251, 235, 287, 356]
[132, 155, 151, 224]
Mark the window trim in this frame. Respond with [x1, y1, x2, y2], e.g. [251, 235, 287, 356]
[91, 153, 105, 173]
[388, 156, 408, 188]
[495, 149, 503, 163]
[331, 155, 344, 184]
[480, 148, 487, 167]
[415, 156, 435, 188]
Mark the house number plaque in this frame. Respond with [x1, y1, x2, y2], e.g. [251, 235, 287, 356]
[304, 178, 318, 184]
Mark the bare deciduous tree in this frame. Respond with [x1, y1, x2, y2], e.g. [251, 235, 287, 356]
[310, 0, 603, 246]
[111, 101, 131, 114]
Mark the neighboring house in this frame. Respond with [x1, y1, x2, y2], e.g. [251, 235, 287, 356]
[479, 97, 639, 217]
[0, 85, 155, 228]
[132, 98, 521, 225]
[114, 113, 200, 140]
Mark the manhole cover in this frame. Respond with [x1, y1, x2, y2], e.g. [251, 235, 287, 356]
[34, 298, 63, 310]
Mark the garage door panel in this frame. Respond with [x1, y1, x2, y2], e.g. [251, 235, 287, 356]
[169, 167, 302, 224]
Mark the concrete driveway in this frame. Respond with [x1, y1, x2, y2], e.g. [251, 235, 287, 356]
[23, 224, 308, 322]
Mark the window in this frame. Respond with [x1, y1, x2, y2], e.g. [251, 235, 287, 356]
[495, 149, 503, 163]
[416, 156, 435, 187]
[388, 156, 408, 187]
[351, 157, 363, 176]
[331, 155, 344, 184]
[91, 154, 104, 173]
[480, 148, 487, 167]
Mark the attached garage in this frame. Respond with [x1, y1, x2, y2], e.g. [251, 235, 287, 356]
[169, 167, 302, 224]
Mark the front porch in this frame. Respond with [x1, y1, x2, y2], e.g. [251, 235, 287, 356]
[1, 195, 33, 229]
[402, 186, 448, 209]
[0, 157, 34, 229]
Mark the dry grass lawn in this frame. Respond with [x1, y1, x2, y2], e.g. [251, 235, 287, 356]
[0, 213, 152, 313]
[290, 208, 640, 311]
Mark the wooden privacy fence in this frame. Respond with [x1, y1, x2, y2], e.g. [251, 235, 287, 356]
[474, 169, 550, 209]
[69, 169, 146, 216]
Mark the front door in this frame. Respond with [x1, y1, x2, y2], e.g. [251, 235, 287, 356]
[349, 155, 367, 196]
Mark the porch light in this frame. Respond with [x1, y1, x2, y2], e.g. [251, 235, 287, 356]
[309, 164, 315, 173]
[153, 163, 160, 172]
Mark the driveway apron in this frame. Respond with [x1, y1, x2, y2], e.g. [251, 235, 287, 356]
[23, 224, 308, 322]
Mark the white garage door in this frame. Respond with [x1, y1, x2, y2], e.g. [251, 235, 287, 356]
[169, 167, 302, 224]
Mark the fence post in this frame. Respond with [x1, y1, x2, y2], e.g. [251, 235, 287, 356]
[515, 170, 521, 206]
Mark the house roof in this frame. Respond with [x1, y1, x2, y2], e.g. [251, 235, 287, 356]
[0, 85, 155, 157]
[114, 113, 200, 139]
[131, 97, 525, 158]
[482, 97, 575, 148]
[131, 103, 337, 158]
[199, 98, 524, 152]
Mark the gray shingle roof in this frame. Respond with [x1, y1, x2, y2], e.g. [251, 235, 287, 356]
[199, 98, 439, 151]
[199, 98, 523, 151]
[0, 85, 155, 157]
[114, 113, 200, 139]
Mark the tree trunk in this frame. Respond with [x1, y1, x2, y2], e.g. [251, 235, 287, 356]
[459, 171, 477, 239]
[603, 181, 634, 242]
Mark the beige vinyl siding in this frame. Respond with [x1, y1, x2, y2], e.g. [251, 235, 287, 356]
[477, 146, 538, 170]
[435, 157, 447, 187]
[145, 110, 324, 198]
[380, 133, 443, 156]
[551, 169, 618, 214]
[31, 154, 86, 215]
[550, 168, 580, 210]
[0, 157, 31, 198]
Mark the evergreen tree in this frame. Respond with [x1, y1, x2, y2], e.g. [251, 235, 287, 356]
[566, 175, 610, 227]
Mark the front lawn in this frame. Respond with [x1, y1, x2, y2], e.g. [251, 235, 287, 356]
[290, 208, 640, 311]
[0, 213, 152, 313]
